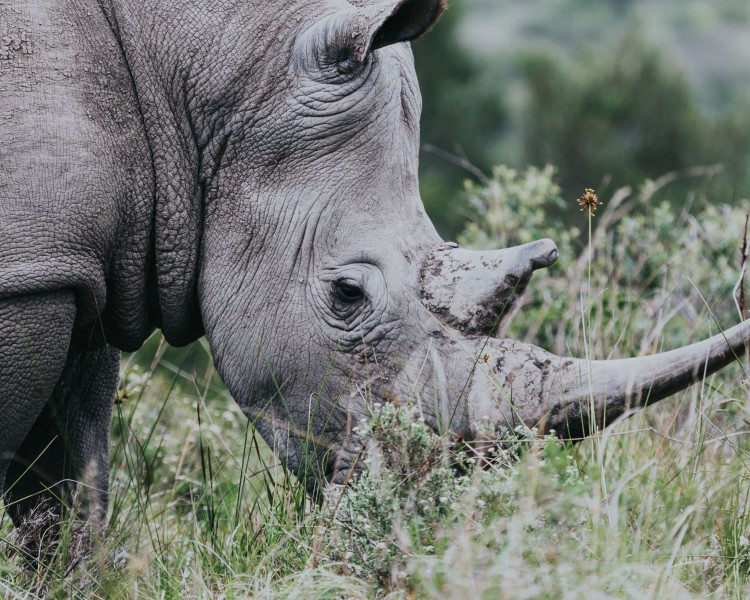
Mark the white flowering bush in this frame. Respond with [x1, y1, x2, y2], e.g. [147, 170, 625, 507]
[320, 403, 470, 585]
[317, 402, 583, 593]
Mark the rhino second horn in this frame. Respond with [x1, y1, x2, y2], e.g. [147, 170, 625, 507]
[469, 318, 750, 439]
[420, 239, 558, 336]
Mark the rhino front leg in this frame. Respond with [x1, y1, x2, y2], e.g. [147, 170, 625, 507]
[1, 291, 76, 501]
[4, 326, 118, 539]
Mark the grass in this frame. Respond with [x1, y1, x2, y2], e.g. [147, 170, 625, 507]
[1, 167, 750, 598]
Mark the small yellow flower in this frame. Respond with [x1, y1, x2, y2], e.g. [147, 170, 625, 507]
[577, 188, 602, 216]
[483, 353, 490, 363]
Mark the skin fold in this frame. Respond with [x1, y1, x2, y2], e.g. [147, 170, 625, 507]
[1, 0, 748, 534]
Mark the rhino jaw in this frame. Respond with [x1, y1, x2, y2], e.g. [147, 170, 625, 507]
[420, 239, 558, 336]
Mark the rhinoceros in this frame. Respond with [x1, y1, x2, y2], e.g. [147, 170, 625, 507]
[1, 0, 749, 534]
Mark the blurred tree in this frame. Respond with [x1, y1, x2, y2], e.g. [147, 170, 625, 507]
[523, 28, 699, 192]
[412, 0, 507, 239]
[521, 26, 750, 208]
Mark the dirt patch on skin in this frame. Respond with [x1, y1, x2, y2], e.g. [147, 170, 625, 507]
[0, 4, 33, 64]
[420, 245, 531, 336]
[0, 30, 31, 61]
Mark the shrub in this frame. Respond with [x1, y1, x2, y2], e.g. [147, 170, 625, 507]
[520, 26, 750, 212]
[460, 164, 750, 360]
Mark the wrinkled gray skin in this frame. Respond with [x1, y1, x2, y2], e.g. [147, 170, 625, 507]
[2, 0, 749, 534]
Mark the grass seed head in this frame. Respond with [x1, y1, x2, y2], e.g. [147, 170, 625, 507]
[577, 188, 602, 216]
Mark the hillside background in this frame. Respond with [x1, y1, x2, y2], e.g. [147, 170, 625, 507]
[414, 0, 750, 236]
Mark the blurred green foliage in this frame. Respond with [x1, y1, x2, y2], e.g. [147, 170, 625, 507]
[459, 164, 749, 359]
[412, 1, 507, 235]
[522, 27, 750, 208]
[414, 0, 750, 239]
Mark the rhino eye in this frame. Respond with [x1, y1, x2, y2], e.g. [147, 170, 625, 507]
[335, 53, 365, 77]
[332, 279, 365, 304]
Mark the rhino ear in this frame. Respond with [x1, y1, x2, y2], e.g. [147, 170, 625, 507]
[369, 0, 446, 52]
[301, 0, 445, 72]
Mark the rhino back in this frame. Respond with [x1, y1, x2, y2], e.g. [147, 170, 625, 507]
[0, 0, 156, 348]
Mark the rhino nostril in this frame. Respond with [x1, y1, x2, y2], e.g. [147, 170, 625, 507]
[530, 247, 559, 270]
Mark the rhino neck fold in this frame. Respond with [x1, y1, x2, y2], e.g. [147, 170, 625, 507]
[103, 0, 318, 345]
[98, 0, 222, 345]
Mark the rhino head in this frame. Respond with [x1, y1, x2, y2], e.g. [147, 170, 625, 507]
[166, 0, 750, 489]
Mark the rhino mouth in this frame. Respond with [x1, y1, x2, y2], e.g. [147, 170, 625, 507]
[323, 445, 362, 486]
[326, 459, 355, 486]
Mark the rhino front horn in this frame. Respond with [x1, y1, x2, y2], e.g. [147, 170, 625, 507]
[420, 239, 558, 336]
[464, 318, 750, 440]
